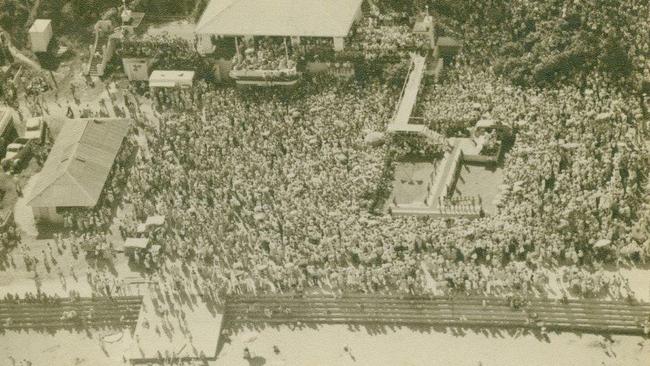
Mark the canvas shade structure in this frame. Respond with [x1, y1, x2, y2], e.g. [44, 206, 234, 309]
[124, 237, 149, 250]
[195, 0, 363, 38]
[27, 118, 131, 208]
[476, 119, 497, 129]
[145, 215, 165, 227]
[593, 239, 611, 248]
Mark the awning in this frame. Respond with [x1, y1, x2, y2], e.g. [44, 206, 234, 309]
[593, 239, 611, 248]
[145, 215, 165, 226]
[476, 119, 496, 129]
[149, 81, 177, 88]
[124, 237, 149, 249]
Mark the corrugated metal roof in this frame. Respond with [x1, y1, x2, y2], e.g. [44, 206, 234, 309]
[28, 118, 131, 208]
[195, 0, 363, 37]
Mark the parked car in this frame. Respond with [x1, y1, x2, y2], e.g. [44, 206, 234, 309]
[1, 138, 33, 173]
[24, 116, 47, 143]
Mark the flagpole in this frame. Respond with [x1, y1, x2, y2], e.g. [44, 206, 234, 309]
[284, 37, 289, 63]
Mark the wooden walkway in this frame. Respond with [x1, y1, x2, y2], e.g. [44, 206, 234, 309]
[0, 296, 143, 331]
[225, 294, 650, 336]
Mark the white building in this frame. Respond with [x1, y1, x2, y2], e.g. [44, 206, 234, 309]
[27, 118, 130, 224]
[194, 0, 363, 53]
[28, 19, 53, 53]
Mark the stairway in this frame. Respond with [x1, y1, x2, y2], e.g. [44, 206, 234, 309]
[0, 296, 143, 330]
[87, 33, 109, 77]
[224, 294, 650, 336]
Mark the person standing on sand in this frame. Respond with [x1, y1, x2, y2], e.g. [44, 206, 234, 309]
[343, 345, 356, 361]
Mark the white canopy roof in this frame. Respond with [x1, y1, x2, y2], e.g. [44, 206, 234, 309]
[195, 0, 363, 37]
[29, 19, 51, 33]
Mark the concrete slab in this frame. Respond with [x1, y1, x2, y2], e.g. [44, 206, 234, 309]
[129, 293, 224, 362]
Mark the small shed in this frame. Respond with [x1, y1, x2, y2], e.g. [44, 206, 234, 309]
[29, 19, 53, 53]
[149, 70, 195, 89]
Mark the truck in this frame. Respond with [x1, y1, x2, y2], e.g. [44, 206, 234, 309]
[1, 137, 33, 173]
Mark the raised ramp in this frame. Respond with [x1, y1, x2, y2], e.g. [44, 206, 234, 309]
[388, 54, 427, 132]
[224, 294, 650, 336]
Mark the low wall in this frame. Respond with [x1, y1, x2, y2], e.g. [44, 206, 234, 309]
[463, 154, 497, 164]
[442, 149, 464, 198]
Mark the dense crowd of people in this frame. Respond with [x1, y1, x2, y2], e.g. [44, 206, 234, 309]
[1, 1, 648, 309]
[347, 18, 430, 59]
[108, 59, 650, 301]
[231, 38, 297, 73]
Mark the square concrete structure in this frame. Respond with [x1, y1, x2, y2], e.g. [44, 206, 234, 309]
[122, 58, 153, 81]
[29, 19, 53, 53]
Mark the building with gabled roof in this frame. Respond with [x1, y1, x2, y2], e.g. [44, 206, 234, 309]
[27, 118, 131, 223]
